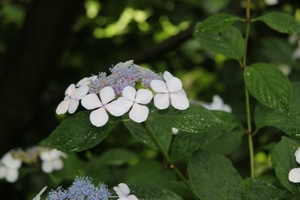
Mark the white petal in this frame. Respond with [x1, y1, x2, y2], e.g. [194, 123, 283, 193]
[81, 93, 102, 110]
[166, 77, 182, 93]
[100, 86, 116, 104]
[68, 99, 79, 114]
[123, 60, 134, 67]
[222, 104, 232, 113]
[114, 183, 130, 197]
[130, 104, 149, 123]
[0, 166, 7, 178]
[6, 168, 18, 183]
[122, 86, 136, 102]
[76, 77, 90, 87]
[49, 149, 61, 159]
[73, 85, 89, 99]
[127, 195, 139, 200]
[40, 151, 51, 161]
[65, 84, 76, 96]
[170, 93, 189, 110]
[56, 100, 70, 115]
[106, 100, 129, 117]
[296, 149, 300, 164]
[90, 108, 109, 127]
[115, 97, 133, 111]
[154, 94, 170, 110]
[135, 89, 153, 104]
[211, 95, 223, 110]
[41, 161, 53, 173]
[163, 71, 174, 81]
[295, 147, 300, 157]
[1, 153, 22, 169]
[52, 159, 63, 170]
[150, 80, 168, 93]
[289, 168, 300, 183]
[33, 186, 47, 200]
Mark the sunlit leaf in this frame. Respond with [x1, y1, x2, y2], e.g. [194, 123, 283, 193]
[194, 13, 241, 33]
[194, 26, 244, 61]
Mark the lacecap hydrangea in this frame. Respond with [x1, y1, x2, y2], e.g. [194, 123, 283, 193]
[56, 60, 189, 127]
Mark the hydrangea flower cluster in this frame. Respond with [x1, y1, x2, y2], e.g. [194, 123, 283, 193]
[0, 147, 66, 183]
[288, 147, 300, 183]
[46, 176, 110, 200]
[56, 60, 190, 127]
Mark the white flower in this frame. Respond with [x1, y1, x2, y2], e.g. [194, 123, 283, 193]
[264, 0, 278, 6]
[289, 168, 300, 183]
[0, 152, 22, 183]
[117, 86, 152, 123]
[32, 186, 47, 200]
[295, 147, 300, 164]
[56, 84, 89, 114]
[40, 149, 66, 173]
[150, 71, 189, 110]
[76, 75, 97, 87]
[81, 86, 125, 127]
[203, 95, 232, 113]
[113, 183, 138, 200]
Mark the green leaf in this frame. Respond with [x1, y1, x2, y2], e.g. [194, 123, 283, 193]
[170, 111, 242, 161]
[194, 26, 244, 61]
[254, 82, 300, 138]
[170, 130, 222, 161]
[194, 13, 241, 33]
[256, 12, 300, 34]
[242, 178, 286, 200]
[149, 103, 226, 133]
[202, 130, 244, 155]
[244, 63, 292, 113]
[125, 183, 183, 200]
[39, 111, 119, 153]
[271, 136, 300, 195]
[188, 150, 244, 200]
[124, 118, 172, 151]
[98, 148, 137, 166]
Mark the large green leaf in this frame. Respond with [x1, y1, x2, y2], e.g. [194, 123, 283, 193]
[97, 148, 137, 166]
[271, 136, 300, 195]
[39, 111, 119, 153]
[194, 13, 241, 33]
[188, 150, 244, 200]
[124, 118, 173, 151]
[194, 26, 244, 61]
[256, 12, 300, 34]
[244, 63, 292, 113]
[170, 111, 242, 161]
[242, 178, 286, 200]
[125, 183, 183, 200]
[254, 82, 300, 139]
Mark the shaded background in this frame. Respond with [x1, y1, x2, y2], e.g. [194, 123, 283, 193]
[0, 0, 300, 199]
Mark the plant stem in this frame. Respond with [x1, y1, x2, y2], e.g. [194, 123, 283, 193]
[243, 0, 255, 178]
[142, 122, 198, 200]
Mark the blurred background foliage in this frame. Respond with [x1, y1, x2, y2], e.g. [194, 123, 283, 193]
[0, 0, 300, 199]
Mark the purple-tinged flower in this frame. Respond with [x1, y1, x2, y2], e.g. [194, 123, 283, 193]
[151, 71, 189, 110]
[81, 86, 125, 127]
[56, 84, 89, 114]
[117, 86, 153, 123]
